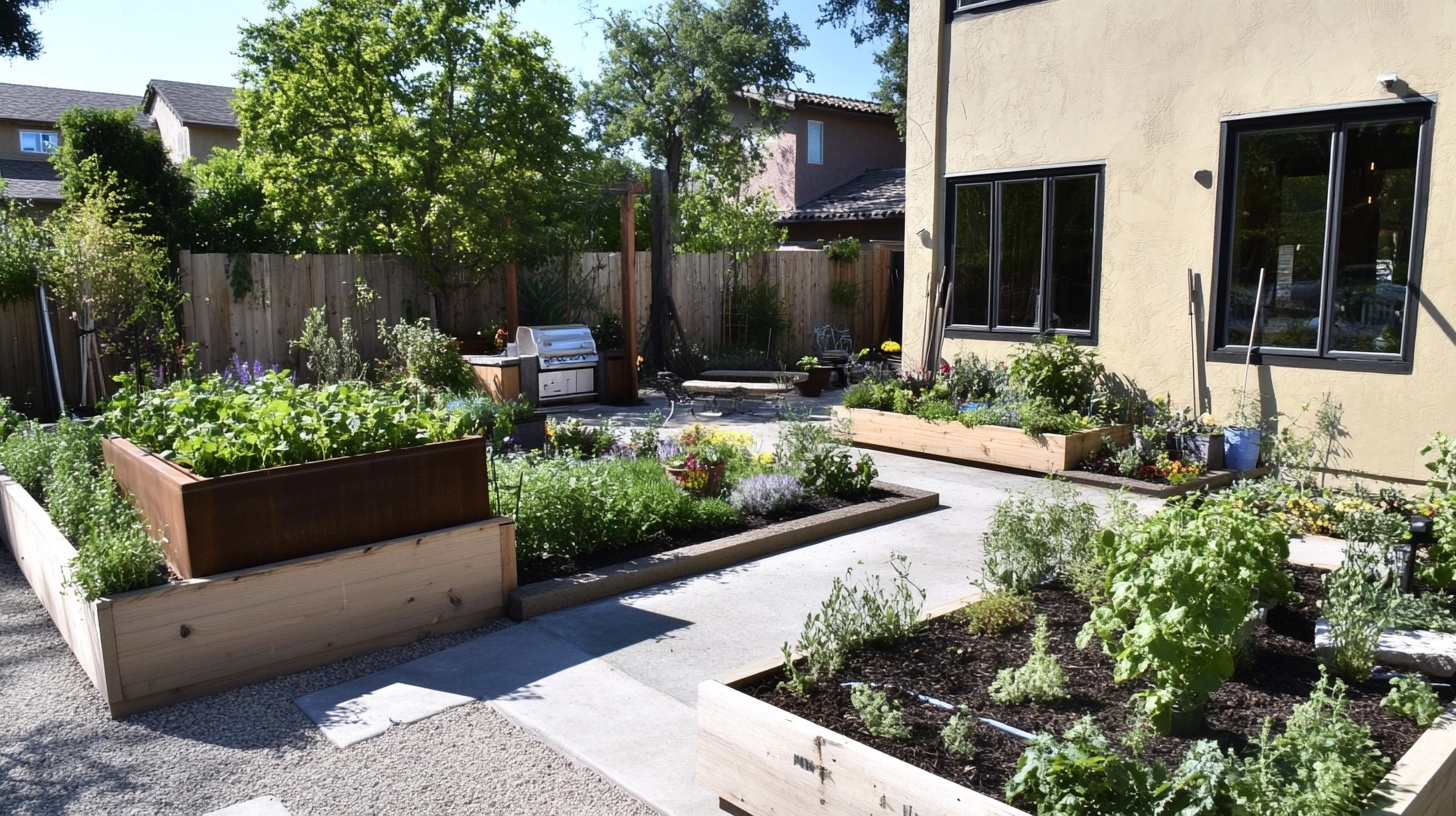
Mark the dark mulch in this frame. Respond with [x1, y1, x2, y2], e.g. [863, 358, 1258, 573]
[1078, 452, 1177, 485]
[516, 488, 894, 585]
[746, 564, 1436, 806]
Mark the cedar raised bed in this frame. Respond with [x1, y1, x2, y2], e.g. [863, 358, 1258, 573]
[103, 436, 491, 578]
[0, 473, 515, 718]
[832, 407, 1132, 473]
[697, 591, 1456, 816]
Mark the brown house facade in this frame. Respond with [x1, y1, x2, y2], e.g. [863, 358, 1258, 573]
[0, 82, 146, 210]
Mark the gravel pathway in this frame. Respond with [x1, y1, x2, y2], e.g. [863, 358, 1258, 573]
[0, 555, 654, 816]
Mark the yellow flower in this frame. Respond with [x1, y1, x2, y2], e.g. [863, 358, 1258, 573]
[880, 339, 901, 353]
[757, 452, 775, 465]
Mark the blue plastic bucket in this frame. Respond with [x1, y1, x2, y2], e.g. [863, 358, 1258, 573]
[1224, 427, 1261, 471]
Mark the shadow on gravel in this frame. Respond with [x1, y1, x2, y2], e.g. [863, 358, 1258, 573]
[0, 724, 145, 813]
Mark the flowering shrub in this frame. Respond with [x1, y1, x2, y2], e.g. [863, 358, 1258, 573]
[548, 417, 616, 459]
[729, 473, 805, 515]
[220, 354, 285, 385]
[663, 423, 755, 467]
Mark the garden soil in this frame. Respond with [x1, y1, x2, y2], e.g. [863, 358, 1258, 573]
[748, 565, 1435, 806]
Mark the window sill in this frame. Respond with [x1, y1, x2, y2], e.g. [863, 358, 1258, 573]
[952, 0, 1050, 16]
[1207, 348, 1412, 375]
[944, 326, 1096, 344]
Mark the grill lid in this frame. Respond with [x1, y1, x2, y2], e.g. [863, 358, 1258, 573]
[516, 324, 599, 365]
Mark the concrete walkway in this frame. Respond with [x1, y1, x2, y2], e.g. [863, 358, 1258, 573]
[296, 399, 1147, 815]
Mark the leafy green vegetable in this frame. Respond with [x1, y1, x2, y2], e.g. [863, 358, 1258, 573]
[1006, 716, 1162, 815]
[1381, 675, 1445, 727]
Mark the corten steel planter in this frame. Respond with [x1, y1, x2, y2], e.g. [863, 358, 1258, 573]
[103, 436, 491, 578]
[0, 474, 516, 718]
[795, 366, 833, 397]
[698, 587, 1456, 816]
[833, 407, 1131, 474]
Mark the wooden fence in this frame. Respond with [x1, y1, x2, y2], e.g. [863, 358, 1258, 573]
[1, 246, 898, 417]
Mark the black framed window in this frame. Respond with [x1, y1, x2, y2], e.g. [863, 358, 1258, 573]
[1212, 101, 1433, 371]
[945, 166, 1102, 338]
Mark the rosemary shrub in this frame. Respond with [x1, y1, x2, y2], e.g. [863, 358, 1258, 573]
[989, 615, 1068, 705]
[850, 685, 910, 739]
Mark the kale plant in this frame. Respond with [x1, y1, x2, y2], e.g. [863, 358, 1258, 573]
[850, 685, 910, 739]
[941, 707, 977, 759]
[1005, 717, 1162, 815]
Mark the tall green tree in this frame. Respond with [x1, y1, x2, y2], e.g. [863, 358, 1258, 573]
[51, 107, 193, 253]
[817, 0, 907, 136]
[0, 0, 47, 60]
[235, 0, 581, 331]
[581, 0, 809, 201]
[0, 191, 47, 304]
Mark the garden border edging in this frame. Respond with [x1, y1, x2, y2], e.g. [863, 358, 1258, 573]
[0, 473, 516, 718]
[1054, 466, 1272, 497]
[696, 558, 1456, 816]
[506, 481, 938, 621]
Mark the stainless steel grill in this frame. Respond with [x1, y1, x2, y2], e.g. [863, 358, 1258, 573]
[516, 324, 599, 403]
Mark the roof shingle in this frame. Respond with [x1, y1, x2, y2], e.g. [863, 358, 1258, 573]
[790, 91, 888, 116]
[0, 158, 62, 202]
[144, 80, 239, 129]
[0, 82, 145, 126]
[778, 167, 905, 223]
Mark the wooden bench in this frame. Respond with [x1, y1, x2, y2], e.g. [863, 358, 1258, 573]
[681, 379, 796, 414]
[699, 369, 807, 384]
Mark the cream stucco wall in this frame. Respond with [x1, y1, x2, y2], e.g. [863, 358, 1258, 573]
[905, 0, 1456, 483]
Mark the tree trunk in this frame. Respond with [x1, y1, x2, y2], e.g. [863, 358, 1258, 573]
[649, 167, 673, 370]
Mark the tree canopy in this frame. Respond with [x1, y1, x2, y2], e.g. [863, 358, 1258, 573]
[581, 0, 809, 201]
[235, 0, 580, 330]
[817, 0, 907, 136]
[51, 106, 193, 253]
[0, 0, 47, 60]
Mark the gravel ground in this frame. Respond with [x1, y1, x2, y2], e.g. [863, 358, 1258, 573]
[0, 555, 654, 816]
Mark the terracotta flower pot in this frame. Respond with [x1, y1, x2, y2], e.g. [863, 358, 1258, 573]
[665, 463, 726, 497]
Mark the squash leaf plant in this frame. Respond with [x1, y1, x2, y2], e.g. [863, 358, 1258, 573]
[1078, 501, 1294, 734]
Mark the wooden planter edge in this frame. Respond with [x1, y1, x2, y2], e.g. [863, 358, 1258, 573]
[508, 482, 939, 621]
[0, 474, 516, 719]
[698, 559, 1456, 816]
[832, 406, 1131, 473]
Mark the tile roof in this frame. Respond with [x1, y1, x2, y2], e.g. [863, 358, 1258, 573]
[790, 91, 888, 116]
[0, 158, 62, 202]
[0, 82, 146, 126]
[778, 167, 905, 223]
[144, 80, 239, 128]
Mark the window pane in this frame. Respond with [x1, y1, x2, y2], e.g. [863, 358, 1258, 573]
[1330, 119, 1420, 354]
[807, 120, 823, 165]
[951, 183, 991, 326]
[997, 180, 1043, 328]
[1227, 128, 1331, 350]
[1049, 176, 1096, 331]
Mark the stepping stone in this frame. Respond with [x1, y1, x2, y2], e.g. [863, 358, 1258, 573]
[1315, 619, 1456, 677]
[203, 796, 290, 816]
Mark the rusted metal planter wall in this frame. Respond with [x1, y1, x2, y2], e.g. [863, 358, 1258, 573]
[103, 436, 491, 578]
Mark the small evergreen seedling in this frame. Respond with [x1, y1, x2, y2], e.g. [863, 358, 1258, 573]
[990, 615, 1068, 704]
[851, 685, 911, 739]
[941, 707, 977, 759]
[1382, 675, 1445, 727]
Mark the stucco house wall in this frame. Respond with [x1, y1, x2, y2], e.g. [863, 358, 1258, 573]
[186, 124, 239, 160]
[904, 0, 1456, 483]
[0, 121, 53, 162]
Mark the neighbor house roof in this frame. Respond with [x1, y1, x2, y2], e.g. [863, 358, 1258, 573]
[0, 158, 62, 202]
[777, 167, 905, 223]
[0, 82, 146, 126]
[738, 87, 890, 118]
[143, 80, 239, 128]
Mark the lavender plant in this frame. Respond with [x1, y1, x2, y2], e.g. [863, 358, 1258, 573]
[728, 474, 805, 515]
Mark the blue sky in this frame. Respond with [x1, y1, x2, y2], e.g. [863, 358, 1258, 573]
[0, 0, 886, 101]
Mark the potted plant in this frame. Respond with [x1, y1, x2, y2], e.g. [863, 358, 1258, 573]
[1176, 409, 1225, 470]
[662, 428, 736, 497]
[1225, 393, 1264, 472]
[795, 355, 833, 398]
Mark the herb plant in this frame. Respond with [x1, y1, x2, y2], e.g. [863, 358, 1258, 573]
[979, 480, 1099, 594]
[1381, 675, 1445, 727]
[378, 317, 474, 392]
[1006, 334, 1104, 414]
[941, 707, 977, 759]
[989, 615, 1068, 705]
[962, 591, 1034, 635]
[850, 685, 910, 739]
[291, 305, 367, 383]
[781, 553, 926, 694]
[1005, 717, 1162, 816]
[1384, 590, 1456, 632]
[727, 473, 804, 515]
[1319, 545, 1388, 682]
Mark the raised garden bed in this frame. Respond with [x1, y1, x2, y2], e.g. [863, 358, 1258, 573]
[833, 407, 1131, 473]
[698, 562, 1456, 816]
[508, 482, 938, 620]
[103, 435, 491, 578]
[1, 472, 515, 718]
[1055, 466, 1272, 498]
